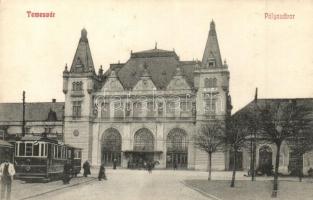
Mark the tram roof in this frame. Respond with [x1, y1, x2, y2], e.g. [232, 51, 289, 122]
[19, 135, 59, 144]
[0, 140, 13, 148]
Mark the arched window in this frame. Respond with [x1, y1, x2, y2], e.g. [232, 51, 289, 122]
[134, 128, 154, 151]
[166, 128, 188, 152]
[101, 128, 122, 166]
[102, 128, 122, 152]
[166, 128, 188, 169]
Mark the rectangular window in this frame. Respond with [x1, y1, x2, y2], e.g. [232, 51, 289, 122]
[33, 143, 39, 156]
[125, 102, 131, 117]
[19, 143, 25, 156]
[133, 102, 142, 117]
[166, 101, 176, 116]
[114, 102, 124, 118]
[180, 101, 188, 112]
[73, 101, 82, 118]
[147, 102, 154, 117]
[205, 99, 216, 114]
[157, 102, 163, 116]
[26, 143, 33, 156]
[101, 103, 110, 118]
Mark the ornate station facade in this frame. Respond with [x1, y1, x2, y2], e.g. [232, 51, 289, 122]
[62, 21, 232, 169]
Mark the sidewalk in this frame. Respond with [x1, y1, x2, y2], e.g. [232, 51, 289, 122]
[11, 175, 95, 200]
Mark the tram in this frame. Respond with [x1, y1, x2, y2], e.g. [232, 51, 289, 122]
[14, 135, 82, 182]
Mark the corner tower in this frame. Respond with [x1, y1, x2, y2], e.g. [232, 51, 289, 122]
[194, 20, 232, 170]
[194, 20, 231, 121]
[63, 28, 96, 163]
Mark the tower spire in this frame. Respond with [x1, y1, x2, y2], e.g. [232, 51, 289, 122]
[202, 20, 223, 67]
[70, 28, 95, 73]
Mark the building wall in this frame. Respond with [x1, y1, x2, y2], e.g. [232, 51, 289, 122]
[91, 121, 197, 168]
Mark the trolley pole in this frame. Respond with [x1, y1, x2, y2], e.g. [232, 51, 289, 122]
[22, 91, 26, 137]
[251, 87, 258, 181]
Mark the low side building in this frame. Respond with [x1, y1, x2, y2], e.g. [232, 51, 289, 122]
[231, 98, 313, 175]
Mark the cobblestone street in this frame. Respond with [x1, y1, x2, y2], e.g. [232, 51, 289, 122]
[11, 169, 218, 200]
[8, 169, 313, 200]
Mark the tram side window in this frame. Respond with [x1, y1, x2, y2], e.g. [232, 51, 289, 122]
[15, 144, 18, 156]
[58, 146, 61, 158]
[33, 143, 39, 156]
[40, 144, 45, 156]
[26, 143, 33, 156]
[19, 143, 25, 156]
[45, 144, 48, 156]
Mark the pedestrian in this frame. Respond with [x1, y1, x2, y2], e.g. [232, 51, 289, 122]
[113, 158, 117, 170]
[83, 160, 91, 177]
[173, 161, 178, 170]
[147, 161, 152, 174]
[62, 160, 72, 184]
[98, 164, 107, 181]
[0, 160, 15, 200]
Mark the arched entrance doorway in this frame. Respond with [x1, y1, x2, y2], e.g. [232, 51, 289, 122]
[128, 128, 154, 169]
[258, 145, 273, 174]
[101, 128, 122, 167]
[166, 128, 188, 169]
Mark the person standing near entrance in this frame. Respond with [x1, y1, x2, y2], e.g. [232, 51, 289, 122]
[173, 160, 178, 170]
[0, 160, 15, 200]
[98, 163, 107, 181]
[113, 158, 117, 170]
[83, 160, 91, 177]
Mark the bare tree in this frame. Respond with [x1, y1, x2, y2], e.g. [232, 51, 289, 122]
[193, 121, 225, 181]
[287, 107, 313, 182]
[258, 100, 312, 198]
[225, 115, 250, 187]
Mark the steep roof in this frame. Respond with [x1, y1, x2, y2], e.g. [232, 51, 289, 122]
[202, 20, 223, 67]
[70, 28, 95, 73]
[233, 98, 313, 119]
[0, 102, 64, 122]
[102, 48, 198, 90]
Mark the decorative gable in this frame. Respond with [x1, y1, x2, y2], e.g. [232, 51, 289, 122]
[133, 79, 156, 91]
[101, 70, 124, 91]
[166, 66, 191, 90]
[166, 76, 191, 90]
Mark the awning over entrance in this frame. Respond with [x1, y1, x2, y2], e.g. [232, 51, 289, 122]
[123, 150, 163, 154]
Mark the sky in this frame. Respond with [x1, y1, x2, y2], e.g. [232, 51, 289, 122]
[0, 0, 312, 112]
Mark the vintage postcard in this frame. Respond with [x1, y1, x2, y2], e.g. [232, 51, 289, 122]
[0, 0, 312, 199]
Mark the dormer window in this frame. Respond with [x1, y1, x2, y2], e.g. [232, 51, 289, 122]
[208, 61, 215, 67]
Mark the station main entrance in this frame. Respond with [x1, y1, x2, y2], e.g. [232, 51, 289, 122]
[126, 128, 158, 169]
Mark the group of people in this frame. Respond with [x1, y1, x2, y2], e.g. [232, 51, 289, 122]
[83, 160, 108, 181]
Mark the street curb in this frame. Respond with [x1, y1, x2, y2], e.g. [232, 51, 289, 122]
[180, 181, 223, 200]
[19, 177, 97, 200]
